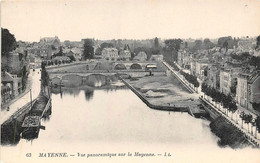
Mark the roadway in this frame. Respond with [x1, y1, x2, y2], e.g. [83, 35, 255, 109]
[0, 69, 41, 125]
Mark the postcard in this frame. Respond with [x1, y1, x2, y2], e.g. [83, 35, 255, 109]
[1, 0, 260, 163]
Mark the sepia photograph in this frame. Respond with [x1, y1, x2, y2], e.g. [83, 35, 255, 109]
[1, 0, 260, 162]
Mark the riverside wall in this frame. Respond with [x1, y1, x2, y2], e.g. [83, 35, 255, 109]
[119, 76, 188, 112]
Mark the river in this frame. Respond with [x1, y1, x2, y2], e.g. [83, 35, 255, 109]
[1, 75, 259, 163]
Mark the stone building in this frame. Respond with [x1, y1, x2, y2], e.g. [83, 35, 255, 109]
[219, 68, 241, 95]
[101, 48, 119, 61]
[133, 51, 147, 61]
[236, 70, 260, 111]
[1, 71, 22, 103]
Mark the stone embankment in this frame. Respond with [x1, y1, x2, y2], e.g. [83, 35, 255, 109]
[120, 77, 187, 112]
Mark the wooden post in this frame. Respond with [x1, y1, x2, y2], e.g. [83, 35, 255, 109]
[30, 89, 33, 115]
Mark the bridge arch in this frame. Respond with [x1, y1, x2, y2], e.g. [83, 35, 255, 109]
[62, 74, 83, 87]
[130, 63, 142, 70]
[84, 74, 109, 87]
[114, 64, 127, 70]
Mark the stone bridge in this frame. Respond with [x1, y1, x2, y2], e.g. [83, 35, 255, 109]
[112, 62, 157, 70]
[48, 71, 166, 88]
[46, 61, 166, 87]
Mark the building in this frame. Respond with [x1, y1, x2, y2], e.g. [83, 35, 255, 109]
[237, 39, 254, 53]
[248, 71, 260, 110]
[118, 50, 131, 61]
[64, 47, 82, 61]
[150, 55, 163, 61]
[220, 68, 241, 95]
[195, 60, 211, 81]
[1, 71, 22, 102]
[190, 59, 197, 76]
[38, 36, 61, 59]
[101, 48, 119, 61]
[39, 36, 61, 49]
[1, 51, 29, 75]
[177, 50, 191, 68]
[133, 51, 147, 61]
[236, 70, 260, 111]
[206, 65, 220, 89]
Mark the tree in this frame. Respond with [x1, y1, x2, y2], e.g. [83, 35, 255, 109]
[41, 62, 49, 87]
[20, 65, 28, 90]
[184, 42, 188, 48]
[249, 56, 260, 69]
[130, 52, 135, 59]
[244, 114, 253, 133]
[217, 36, 234, 49]
[252, 102, 260, 112]
[255, 116, 260, 134]
[100, 42, 114, 50]
[1, 28, 17, 56]
[68, 55, 76, 62]
[240, 111, 246, 129]
[228, 101, 237, 120]
[203, 38, 210, 45]
[192, 40, 202, 52]
[251, 118, 257, 137]
[223, 40, 228, 52]
[154, 37, 159, 49]
[83, 39, 94, 60]
[256, 35, 260, 50]
[163, 39, 183, 62]
[152, 38, 161, 55]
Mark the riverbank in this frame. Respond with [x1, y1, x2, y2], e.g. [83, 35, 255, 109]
[210, 116, 252, 148]
[120, 72, 208, 116]
[163, 60, 260, 148]
[1, 91, 51, 145]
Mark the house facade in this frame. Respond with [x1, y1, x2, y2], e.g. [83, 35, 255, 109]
[118, 50, 131, 61]
[220, 68, 241, 95]
[1, 71, 22, 103]
[206, 65, 220, 89]
[236, 70, 260, 111]
[101, 48, 119, 61]
[248, 71, 260, 109]
[133, 51, 147, 61]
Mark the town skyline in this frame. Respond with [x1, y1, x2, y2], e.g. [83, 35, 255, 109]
[1, 0, 260, 42]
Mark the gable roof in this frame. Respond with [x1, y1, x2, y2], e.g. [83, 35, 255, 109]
[1, 72, 14, 82]
[248, 71, 260, 84]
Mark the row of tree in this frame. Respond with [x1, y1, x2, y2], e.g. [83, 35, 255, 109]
[202, 82, 260, 136]
[166, 60, 199, 88]
[41, 62, 49, 87]
[240, 111, 260, 137]
[201, 82, 238, 117]
[180, 70, 199, 88]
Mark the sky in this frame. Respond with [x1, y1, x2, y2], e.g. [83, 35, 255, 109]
[1, 0, 260, 42]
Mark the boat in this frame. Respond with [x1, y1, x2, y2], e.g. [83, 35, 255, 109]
[21, 116, 41, 139]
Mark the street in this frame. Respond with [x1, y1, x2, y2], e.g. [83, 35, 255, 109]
[0, 69, 41, 125]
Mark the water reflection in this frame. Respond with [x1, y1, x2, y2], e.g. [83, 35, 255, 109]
[2, 74, 219, 150]
[51, 74, 127, 100]
[84, 89, 94, 101]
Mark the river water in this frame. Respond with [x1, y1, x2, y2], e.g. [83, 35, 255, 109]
[1, 76, 259, 163]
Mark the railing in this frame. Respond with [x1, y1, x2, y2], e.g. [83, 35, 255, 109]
[41, 98, 51, 118]
[163, 61, 196, 93]
[2, 99, 37, 125]
[200, 97, 260, 147]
